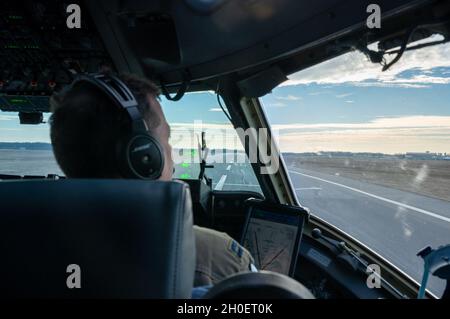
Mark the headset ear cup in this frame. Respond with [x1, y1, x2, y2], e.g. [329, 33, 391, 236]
[116, 135, 133, 178]
[121, 134, 165, 180]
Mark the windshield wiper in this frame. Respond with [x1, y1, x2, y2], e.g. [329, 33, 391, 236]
[312, 228, 408, 299]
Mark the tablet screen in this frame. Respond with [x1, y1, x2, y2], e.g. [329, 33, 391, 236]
[242, 208, 301, 275]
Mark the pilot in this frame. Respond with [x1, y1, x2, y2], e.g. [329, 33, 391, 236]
[48, 72, 255, 290]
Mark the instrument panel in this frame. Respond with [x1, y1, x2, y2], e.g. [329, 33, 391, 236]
[0, 0, 113, 114]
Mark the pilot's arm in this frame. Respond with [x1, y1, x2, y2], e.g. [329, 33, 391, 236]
[193, 225, 255, 287]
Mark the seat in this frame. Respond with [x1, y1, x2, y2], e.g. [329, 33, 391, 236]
[0, 179, 195, 298]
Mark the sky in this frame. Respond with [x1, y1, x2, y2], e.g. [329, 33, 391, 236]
[1, 36, 450, 154]
[261, 35, 450, 154]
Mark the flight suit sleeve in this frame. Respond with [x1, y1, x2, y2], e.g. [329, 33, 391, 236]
[193, 225, 255, 287]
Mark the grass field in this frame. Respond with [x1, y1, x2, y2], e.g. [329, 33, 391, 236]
[283, 155, 450, 202]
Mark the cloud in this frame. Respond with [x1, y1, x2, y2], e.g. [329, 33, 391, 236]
[0, 128, 21, 131]
[170, 122, 232, 130]
[163, 116, 450, 154]
[350, 82, 430, 89]
[275, 94, 301, 101]
[308, 91, 329, 96]
[0, 115, 16, 121]
[280, 35, 450, 88]
[382, 74, 450, 85]
[278, 128, 450, 154]
[345, 100, 354, 104]
[169, 116, 450, 137]
[273, 116, 450, 153]
[336, 93, 353, 98]
[209, 108, 223, 112]
[272, 116, 450, 131]
[265, 102, 286, 108]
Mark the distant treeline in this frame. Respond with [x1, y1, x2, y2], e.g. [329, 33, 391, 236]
[283, 151, 450, 161]
[0, 142, 52, 150]
[1, 144, 448, 160]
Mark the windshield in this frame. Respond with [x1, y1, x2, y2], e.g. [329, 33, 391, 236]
[260, 37, 450, 296]
[0, 113, 62, 176]
[160, 92, 262, 194]
[0, 92, 262, 194]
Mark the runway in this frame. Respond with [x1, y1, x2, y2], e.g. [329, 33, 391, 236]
[289, 168, 450, 297]
[209, 162, 450, 296]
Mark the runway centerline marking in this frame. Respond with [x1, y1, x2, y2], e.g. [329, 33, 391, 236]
[296, 187, 322, 191]
[214, 174, 228, 191]
[290, 170, 450, 223]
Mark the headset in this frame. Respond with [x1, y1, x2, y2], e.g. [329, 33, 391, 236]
[70, 73, 165, 180]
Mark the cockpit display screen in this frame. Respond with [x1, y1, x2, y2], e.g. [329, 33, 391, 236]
[241, 201, 308, 276]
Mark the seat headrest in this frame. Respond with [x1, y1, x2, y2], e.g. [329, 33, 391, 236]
[0, 179, 195, 298]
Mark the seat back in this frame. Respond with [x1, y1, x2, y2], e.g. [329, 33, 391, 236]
[0, 179, 195, 298]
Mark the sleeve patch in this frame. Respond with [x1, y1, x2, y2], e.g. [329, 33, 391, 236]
[229, 240, 244, 258]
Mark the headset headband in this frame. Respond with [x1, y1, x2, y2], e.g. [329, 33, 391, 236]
[72, 73, 148, 132]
